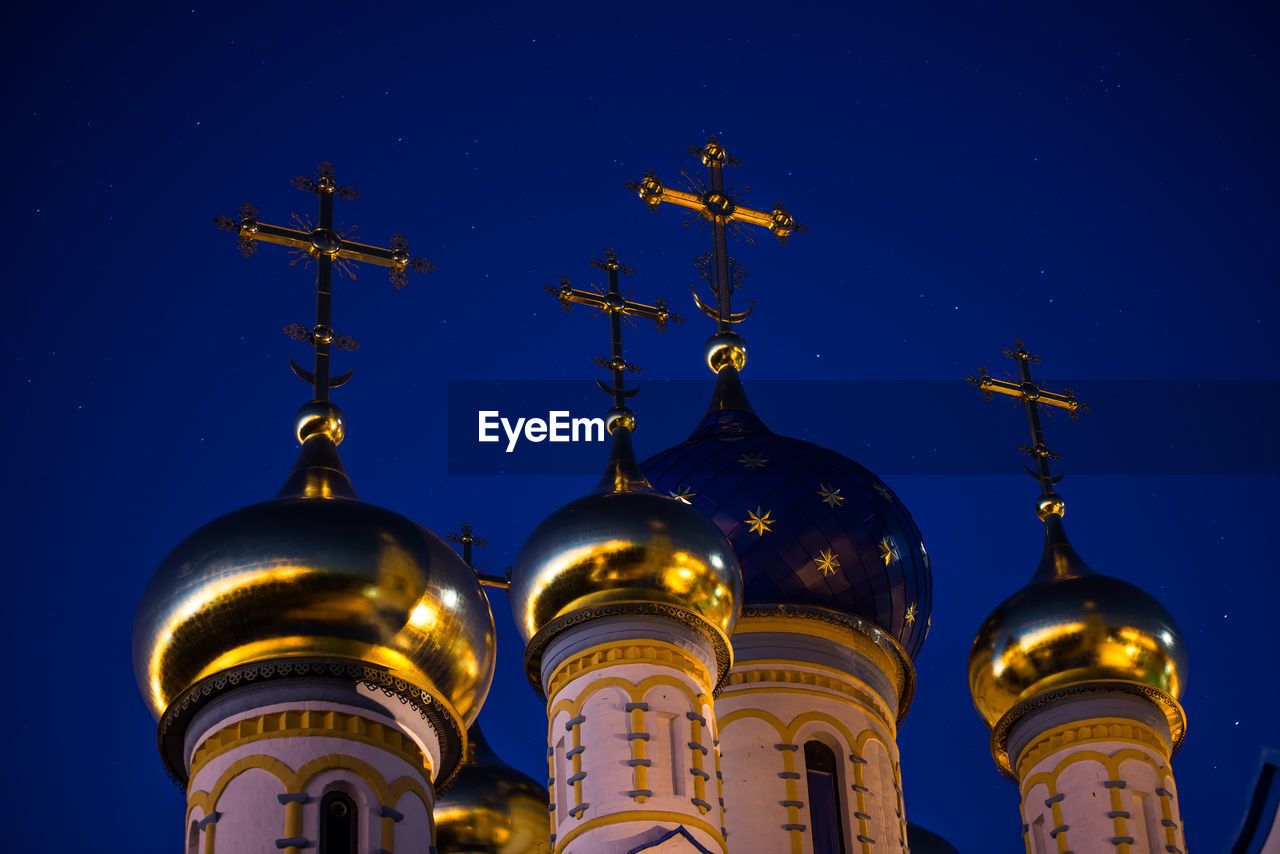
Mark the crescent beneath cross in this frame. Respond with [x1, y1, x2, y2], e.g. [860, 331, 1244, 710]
[595, 377, 641, 399]
[290, 358, 354, 389]
[691, 288, 754, 323]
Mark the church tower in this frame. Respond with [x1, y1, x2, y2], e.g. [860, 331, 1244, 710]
[508, 250, 743, 854]
[132, 165, 496, 854]
[635, 138, 931, 854]
[966, 341, 1189, 854]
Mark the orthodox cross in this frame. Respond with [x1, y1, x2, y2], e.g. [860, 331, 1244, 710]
[446, 522, 487, 567]
[626, 136, 803, 332]
[545, 249, 682, 413]
[447, 523, 510, 589]
[966, 339, 1088, 495]
[214, 162, 434, 401]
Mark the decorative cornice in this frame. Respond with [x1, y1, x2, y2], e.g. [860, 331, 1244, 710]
[545, 641, 714, 700]
[721, 667, 895, 733]
[188, 708, 429, 784]
[735, 603, 915, 723]
[157, 658, 466, 794]
[524, 601, 733, 699]
[990, 679, 1187, 779]
[1014, 716, 1171, 781]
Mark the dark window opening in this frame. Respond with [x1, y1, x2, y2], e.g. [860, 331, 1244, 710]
[320, 791, 358, 854]
[805, 740, 847, 854]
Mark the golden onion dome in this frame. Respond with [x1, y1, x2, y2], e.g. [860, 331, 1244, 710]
[132, 402, 496, 724]
[434, 725, 548, 854]
[509, 424, 742, 676]
[968, 504, 1187, 739]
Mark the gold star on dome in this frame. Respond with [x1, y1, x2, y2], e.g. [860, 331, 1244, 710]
[816, 483, 845, 508]
[746, 506, 774, 536]
[814, 549, 840, 576]
[878, 536, 900, 567]
[739, 452, 768, 471]
[905, 603, 918, 625]
[670, 484, 696, 504]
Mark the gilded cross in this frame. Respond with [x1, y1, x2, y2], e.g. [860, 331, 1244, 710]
[446, 522, 487, 567]
[627, 136, 803, 332]
[544, 249, 683, 416]
[966, 339, 1088, 495]
[446, 523, 510, 589]
[214, 162, 433, 401]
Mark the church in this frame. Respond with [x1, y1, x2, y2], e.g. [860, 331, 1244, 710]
[131, 140, 1226, 854]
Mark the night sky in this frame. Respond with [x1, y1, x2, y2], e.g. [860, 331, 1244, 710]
[8, 3, 1278, 852]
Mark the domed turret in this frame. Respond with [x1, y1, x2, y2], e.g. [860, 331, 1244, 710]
[434, 726, 548, 854]
[133, 402, 497, 777]
[510, 249, 743, 685]
[642, 360, 931, 658]
[967, 502, 1187, 758]
[512, 248, 743, 854]
[510, 423, 742, 680]
[964, 338, 1190, 816]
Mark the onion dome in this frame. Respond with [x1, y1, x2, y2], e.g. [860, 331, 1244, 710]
[967, 496, 1187, 772]
[132, 401, 497, 754]
[509, 422, 742, 688]
[434, 725, 549, 854]
[641, 334, 931, 659]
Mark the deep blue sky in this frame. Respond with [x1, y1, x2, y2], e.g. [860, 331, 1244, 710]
[7, 3, 1277, 852]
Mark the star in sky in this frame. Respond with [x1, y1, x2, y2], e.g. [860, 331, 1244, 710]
[738, 452, 768, 471]
[746, 506, 774, 536]
[878, 536, 900, 567]
[905, 603, 918, 625]
[817, 482, 845, 507]
[814, 548, 840, 576]
[669, 484, 696, 504]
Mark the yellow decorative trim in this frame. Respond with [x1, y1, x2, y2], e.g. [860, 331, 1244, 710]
[545, 640, 713, 700]
[989, 679, 1187, 778]
[779, 745, 804, 854]
[189, 708, 429, 784]
[524, 601, 734, 697]
[552, 810, 727, 854]
[1158, 777, 1183, 852]
[847, 742, 873, 854]
[689, 714, 707, 813]
[548, 674, 707, 722]
[570, 715, 584, 812]
[733, 604, 915, 720]
[734, 615, 900, 686]
[1108, 782, 1130, 854]
[1019, 746, 1178, 854]
[716, 709, 899, 854]
[1014, 717, 1171, 781]
[628, 703, 648, 803]
[1020, 747, 1172, 799]
[721, 663, 896, 734]
[185, 750, 431, 854]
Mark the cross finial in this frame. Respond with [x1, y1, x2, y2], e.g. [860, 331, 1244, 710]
[627, 136, 803, 339]
[967, 339, 1089, 516]
[446, 522, 488, 568]
[542, 249, 683, 432]
[446, 523, 511, 589]
[214, 162, 434, 405]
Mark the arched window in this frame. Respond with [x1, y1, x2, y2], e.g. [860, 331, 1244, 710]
[320, 791, 358, 854]
[186, 819, 199, 854]
[804, 740, 847, 854]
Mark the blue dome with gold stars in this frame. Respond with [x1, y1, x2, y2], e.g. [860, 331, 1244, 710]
[641, 365, 932, 659]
